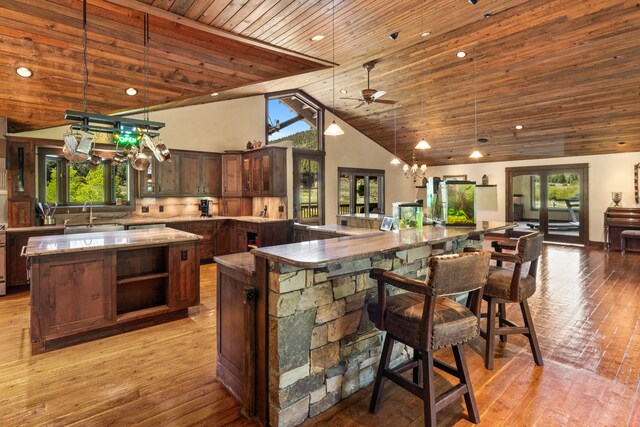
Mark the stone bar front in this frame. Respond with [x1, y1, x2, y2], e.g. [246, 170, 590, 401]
[252, 222, 513, 426]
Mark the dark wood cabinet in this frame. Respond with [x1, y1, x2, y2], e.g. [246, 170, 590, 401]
[138, 154, 180, 197]
[241, 147, 287, 197]
[168, 243, 200, 309]
[180, 153, 221, 196]
[230, 220, 292, 253]
[222, 154, 243, 196]
[6, 139, 36, 227]
[7, 227, 64, 290]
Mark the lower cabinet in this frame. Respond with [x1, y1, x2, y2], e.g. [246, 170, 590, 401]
[7, 227, 65, 290]
[29, 240, 200, 347]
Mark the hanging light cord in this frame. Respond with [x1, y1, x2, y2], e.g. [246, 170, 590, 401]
[144, 13, 149, 122]
[82, 0, 88, 113]
[393, 105, 397, 154]
[421, 0, 426, 135]
[474, 47, 478, 144]
[331, 0, 336, 115]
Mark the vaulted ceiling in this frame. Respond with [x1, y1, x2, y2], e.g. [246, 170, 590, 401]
[2, 0, 639, 165]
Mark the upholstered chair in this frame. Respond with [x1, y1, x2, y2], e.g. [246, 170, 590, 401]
[481, 231, 545, 370]
[368, 251, 492, 427]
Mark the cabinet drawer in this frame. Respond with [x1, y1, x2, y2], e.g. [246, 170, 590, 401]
[235, 221, 258, 232]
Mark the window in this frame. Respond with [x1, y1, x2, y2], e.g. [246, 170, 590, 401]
[338, 168, 385, 215]
[38, 147, 132, 206]
[266, 92, 321, 150]
[530, 173, 580, 210]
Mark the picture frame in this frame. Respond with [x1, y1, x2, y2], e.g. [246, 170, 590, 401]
[443, 174, 467, 181]
[379, 216, 394, 231]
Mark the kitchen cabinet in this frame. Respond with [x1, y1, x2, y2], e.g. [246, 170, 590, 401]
[27, 230, 200, 348]
[241, 147, 287, 197]
[230, 220, 292, 253]
[7, 227, 64, 290]
[169, 221, 215, 263]
[222, 154, 243, 196]
[138, 154, 180, 197]
[6, 139, 36, 227]
[180, 153, 221, 196]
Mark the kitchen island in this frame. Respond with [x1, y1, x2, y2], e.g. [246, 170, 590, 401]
[218, 221, 515, 426]
[25, 228, 201, 350]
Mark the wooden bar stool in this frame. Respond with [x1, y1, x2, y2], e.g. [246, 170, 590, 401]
[481, 231, 545, 370]
[368, 251, 492, 427]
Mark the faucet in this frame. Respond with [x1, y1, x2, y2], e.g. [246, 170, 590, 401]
[82, 201, 97, 225]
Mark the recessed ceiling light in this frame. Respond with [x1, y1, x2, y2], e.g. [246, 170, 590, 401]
[456, 51, 467, 58]
[211, 92, 219, 97]
[340, 89, 348, 94]
[420, 31, 431, 37]
[310, 35, 325, 41]
[16, 67, 33, 78]
[125, 87, 138, 96]
[618, 141, 626, 145]
[477, 137, 489, 143]
[515, 125, 524, 130]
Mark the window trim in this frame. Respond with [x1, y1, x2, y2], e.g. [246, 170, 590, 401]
[37, 146, 135, 211]
[265, 90, 324, 151]
[338, 167, 385, 215]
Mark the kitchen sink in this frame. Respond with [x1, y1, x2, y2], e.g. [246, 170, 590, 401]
[64, 224, 125, 234]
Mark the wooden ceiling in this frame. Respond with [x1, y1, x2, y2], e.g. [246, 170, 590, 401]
[2, 0, 639, 165]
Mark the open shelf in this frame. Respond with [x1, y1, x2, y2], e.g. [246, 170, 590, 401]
[117, 272, 169, 285]
[117, 305, 171, 322]
[477, 184, 497, 187]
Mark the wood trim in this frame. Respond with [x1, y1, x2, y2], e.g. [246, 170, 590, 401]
[104, 0, 335, 68]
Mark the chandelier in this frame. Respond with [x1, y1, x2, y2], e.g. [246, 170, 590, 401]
[403, 150, 428, 183]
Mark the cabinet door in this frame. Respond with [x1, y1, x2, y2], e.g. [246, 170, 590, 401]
[261, 151, 271, 195]
[138, 161, 156, 197]
[214, 221, 230, 256]
[202, 154, 221, 196]
[270, 148, 287, 197]
[242, 155, 251, 196]
[7, 234, 29, 288]
[222, 154, 242, 196]
[33, 251, 114, 340]
[180, 153, 201, 195]
[250, 153, 261, 195]
[7, 141, 35, 198]
[157, 154, 180, 195]
[168, 244, 200, 308]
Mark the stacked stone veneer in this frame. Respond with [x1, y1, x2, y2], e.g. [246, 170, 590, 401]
[267, 237, 478, 426]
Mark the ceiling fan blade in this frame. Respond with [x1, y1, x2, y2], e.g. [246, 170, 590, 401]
[373, 99, 396, 105]
[353, 102, 365, 109]
[371, 90, 386, 100]
[340, 97, 364, 101]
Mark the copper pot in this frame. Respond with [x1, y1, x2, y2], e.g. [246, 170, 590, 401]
[87, 153, 102, 170]
[155, 142, 171, 162]
[131, 151, 150, 171]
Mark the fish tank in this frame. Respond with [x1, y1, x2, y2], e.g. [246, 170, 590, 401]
[441, 180, 476, 226]
[393, 202, 423, 229]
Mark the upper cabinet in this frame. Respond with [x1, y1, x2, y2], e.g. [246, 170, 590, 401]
[242, 146, 287, 197]
[222, 154, 243, 197]
[139, 154, 181, 197]
[180, 153, 221, 196]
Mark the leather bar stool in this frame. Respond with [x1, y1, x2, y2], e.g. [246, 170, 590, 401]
[481, 231, 545, 370]
[368, 251, 492, 427]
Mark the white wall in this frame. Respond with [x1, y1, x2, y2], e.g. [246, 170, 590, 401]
[426, 152, 640, 242]
[13, 96, 266, 151]
[323, 113, 416, 224]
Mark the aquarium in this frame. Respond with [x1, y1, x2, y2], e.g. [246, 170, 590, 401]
[392, 202, 423, 229]
[441, 180, 476, 226]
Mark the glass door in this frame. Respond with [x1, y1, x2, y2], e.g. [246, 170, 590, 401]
[506, 164, 588, 245]
[294, 153, 323, 225]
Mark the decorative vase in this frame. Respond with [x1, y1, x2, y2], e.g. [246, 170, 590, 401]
[611, 192, 622, 207]
[482, 174, 489, 185]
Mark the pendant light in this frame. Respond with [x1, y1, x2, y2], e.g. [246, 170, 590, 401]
[415, 0, 431, 150]
[324, 0, 344, 136]
[469, 47, 483, 159]
[390, 106, 401, 165]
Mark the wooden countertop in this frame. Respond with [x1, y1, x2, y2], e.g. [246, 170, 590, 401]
[24, 228, 201, 257]
[253, 222, 515, 268]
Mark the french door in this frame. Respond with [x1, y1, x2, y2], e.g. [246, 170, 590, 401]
[506, 164, 589, 245]
[293, 152, 324, 225]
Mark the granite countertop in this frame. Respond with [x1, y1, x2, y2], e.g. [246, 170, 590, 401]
[304, 224, 383, 237]
[24, 228, 202, 257]
[252, 221, 515, 268]
[336, 213, 386, 219]
[214, 252, 256, 276]
[7, 215, 290, 232]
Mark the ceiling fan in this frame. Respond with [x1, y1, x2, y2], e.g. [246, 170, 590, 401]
[341, 61, 396, 108]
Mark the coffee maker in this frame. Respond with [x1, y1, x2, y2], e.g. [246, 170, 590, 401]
[199, 199, 213, 217]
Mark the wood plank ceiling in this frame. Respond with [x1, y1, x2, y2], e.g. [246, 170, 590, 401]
[2, 0, 639, 165]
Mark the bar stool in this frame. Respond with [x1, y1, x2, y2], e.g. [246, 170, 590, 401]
[368, 251, 492, 427]
[481, 231, 545, 370]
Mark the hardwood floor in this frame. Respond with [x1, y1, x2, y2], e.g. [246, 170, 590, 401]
[1, 245, 639, 426]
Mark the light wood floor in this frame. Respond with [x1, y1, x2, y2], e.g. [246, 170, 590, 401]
[1, 245, 640, 426]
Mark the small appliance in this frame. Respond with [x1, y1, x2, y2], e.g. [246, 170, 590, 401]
[200, 199, 213, 217]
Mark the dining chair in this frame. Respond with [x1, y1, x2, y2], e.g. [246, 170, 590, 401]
[481, 231, 545, 370]
[367, 251, 492, 427]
